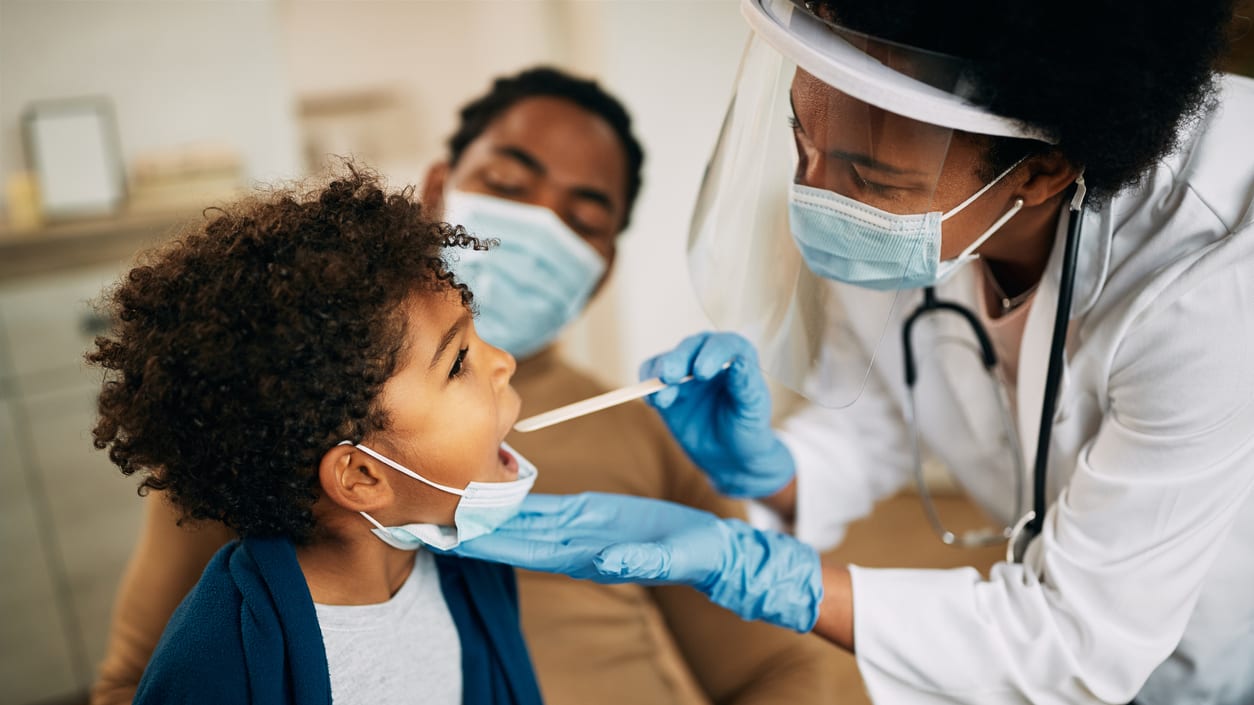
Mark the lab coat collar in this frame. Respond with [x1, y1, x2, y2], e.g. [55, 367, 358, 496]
[1070, 201, 1114, 320]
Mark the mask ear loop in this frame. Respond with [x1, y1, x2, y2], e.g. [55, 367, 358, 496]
[337, 440, 466, 496]
[953, 197, 1026, 262]
[940, 155, 1030, 222]
[937, 154, 1031, 265]
[359, 511, 390, 532]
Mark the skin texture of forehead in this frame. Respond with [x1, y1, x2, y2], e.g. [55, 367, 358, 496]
[792, 69, 954, 181]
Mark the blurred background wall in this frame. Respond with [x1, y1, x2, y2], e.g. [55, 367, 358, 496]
[0, 1, 303, 194]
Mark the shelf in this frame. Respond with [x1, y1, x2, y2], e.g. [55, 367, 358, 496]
[0, 210, 195, 283]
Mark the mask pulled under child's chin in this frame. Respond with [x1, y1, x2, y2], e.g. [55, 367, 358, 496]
[353, 441, 539, 551]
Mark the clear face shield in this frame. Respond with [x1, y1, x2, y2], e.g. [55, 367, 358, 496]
[689, 0, 1053, 407]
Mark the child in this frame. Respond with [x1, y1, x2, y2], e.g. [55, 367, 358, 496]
[89, 165, 543, 705]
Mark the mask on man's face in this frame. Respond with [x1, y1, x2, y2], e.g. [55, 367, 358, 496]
[442, 190, 606, 359]
[345, 441, 539, 551]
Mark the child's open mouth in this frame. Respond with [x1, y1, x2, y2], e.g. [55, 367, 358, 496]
[498, 446, 519, 474]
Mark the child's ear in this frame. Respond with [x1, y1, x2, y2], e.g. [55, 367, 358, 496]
[421, 161, 450, 219]
[318, 445, 392, 512]
[1016, 150, 1083, 208]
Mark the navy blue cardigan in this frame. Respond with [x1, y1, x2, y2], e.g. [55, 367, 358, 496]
[134, 537, 543, 704]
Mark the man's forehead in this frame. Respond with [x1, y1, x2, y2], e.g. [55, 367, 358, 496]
[475, 98, 627, 193]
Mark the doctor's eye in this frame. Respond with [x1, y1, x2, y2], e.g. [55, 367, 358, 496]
[787, 115, 802, 132]
[849, 165, 896, 197]
[449, 347, 470, 379]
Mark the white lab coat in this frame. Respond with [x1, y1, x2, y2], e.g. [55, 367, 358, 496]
[778, 73, 1254, 704]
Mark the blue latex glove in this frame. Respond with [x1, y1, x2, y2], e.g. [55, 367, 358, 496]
[639, 332, 796, 498]
[449, 492, 823, 632]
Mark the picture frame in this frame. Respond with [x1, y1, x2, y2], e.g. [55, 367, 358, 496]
[22, 97, 127, 220]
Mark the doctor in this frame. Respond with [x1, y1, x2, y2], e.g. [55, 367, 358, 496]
[448, 0, 1254, 703]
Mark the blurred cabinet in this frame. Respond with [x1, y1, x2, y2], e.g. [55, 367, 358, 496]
[0, 399, 80, 704]
[0, 263, 146, 704]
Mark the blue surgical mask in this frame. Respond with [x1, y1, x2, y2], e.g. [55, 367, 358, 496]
[346, 441, 539, 551]
[787, 162, 1024, 290]
[443, 191, 607, 358]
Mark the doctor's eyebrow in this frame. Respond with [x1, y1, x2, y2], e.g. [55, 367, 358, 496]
[428, 312, 472, 371]
[787, 94, 927, 177]
[824, 147, 925, 177]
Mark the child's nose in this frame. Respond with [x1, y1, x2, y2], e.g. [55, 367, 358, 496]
[490, 343, 516, 382]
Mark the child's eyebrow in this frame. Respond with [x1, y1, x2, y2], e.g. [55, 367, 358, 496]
[428, 312, 471, 371]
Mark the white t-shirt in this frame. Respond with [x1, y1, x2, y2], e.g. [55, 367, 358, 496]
[314, 550, 461, 705]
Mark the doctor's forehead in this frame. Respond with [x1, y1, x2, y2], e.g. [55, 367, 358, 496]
[790, 69, 906, 134]
[790, 69, 958, 167]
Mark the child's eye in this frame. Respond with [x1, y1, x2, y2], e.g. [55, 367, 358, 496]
[449, 347, 469, 379]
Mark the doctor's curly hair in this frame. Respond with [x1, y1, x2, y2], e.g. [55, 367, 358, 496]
[817, 0, 1238, 202]
[88, 164, 486, 542]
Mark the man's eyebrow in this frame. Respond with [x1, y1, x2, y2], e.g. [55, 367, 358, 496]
[497, 145, 617, 217]
[788, 92, 927, 177]
[428, 312, 471, 371]
[495, 145, 545, 175]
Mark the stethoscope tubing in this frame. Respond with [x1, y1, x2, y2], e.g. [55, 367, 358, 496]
[900, 187, 1085, 563]
[1023, 192, 1086, 544]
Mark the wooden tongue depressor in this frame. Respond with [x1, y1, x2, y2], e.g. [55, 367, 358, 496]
[513, 361, 732, 433]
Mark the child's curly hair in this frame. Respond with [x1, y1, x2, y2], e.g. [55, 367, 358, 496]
[89, 164, 487, 542]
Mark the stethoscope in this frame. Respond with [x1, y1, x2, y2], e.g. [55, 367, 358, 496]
[901, 178, 1087, 564]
